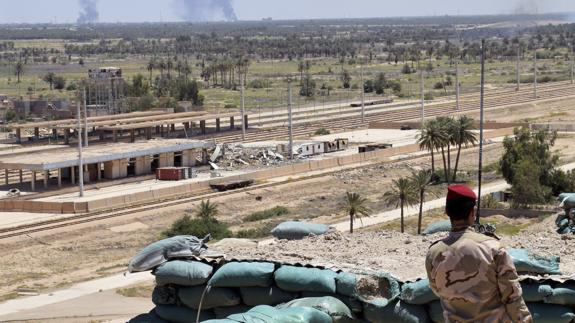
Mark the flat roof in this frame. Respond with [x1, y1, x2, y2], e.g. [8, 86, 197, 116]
[99, 112, 240, 131]
[10, 111, 168, 129]
[0, 139, 215, 171]
[53, 111, 209, 129]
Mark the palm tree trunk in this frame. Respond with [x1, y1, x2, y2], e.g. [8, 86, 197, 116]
[430, 150, 435, 174]
[440, 146, 449, 183]
[400, 199, 405, 233]
[453, 143, 463, 182]
[418, 190, 424, 235]
[350, 211, 354, 234]
[447, 144, 451, 182]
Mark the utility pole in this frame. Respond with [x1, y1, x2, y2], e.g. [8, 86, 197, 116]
[516, 45, 521, 91]
[571, 43, 574, 85]
[77, 92, 85, 198]
[420, 63, 425, 125]
[476, 39, 486, 224]
[455, 60, 460, 111]
[533, 50, 538, 99]
[287, 80, 294, 160]
[240, 77, 246, 141]
[83, 87, 89, 147]
[360, 63, 365, 123]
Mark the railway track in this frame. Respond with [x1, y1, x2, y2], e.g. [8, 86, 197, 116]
[1, 82, 574, 240]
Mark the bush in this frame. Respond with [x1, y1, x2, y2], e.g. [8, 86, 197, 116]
[314, 128, 331, 136]
[248, 79, 271, 89]
[163, 215, 232, 240]
[433, 82, 444, 90]
[424, 93, 434, 100]
[401, 64, 413, 74]
[244, 206, 290, 222]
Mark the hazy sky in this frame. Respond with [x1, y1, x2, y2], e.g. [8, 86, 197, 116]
[0, 0, 574, 23]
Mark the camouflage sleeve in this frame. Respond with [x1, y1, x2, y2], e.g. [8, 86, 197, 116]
[495, 248, 533, 323]
[425, 252, 439, 295]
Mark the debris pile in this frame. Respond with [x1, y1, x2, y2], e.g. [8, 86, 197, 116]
[208, 144, 287, 171]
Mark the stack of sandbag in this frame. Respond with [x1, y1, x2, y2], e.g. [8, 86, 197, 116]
[130, 237, 573, 323]
[557, 193, 575, 234]
[422, 220, 452, 236]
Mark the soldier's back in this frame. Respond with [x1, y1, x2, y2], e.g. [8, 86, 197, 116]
[426, 228, 513, 323]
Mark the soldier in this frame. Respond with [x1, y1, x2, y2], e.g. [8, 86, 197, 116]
[425, 185, 532, 323]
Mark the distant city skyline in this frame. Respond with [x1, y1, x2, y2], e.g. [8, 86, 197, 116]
[0, 0, 574, 24]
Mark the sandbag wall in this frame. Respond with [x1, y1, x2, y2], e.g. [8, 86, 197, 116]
[144, 259, 575, 323]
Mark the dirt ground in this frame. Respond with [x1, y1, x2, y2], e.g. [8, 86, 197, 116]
[1, 97, 575, 303]
[216, 214, 575, 282]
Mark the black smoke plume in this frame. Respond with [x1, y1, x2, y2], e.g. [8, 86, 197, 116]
[174, 0, 238, 22]
[77, 0, 99, 24]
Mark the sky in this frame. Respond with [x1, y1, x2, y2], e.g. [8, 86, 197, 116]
[0, 0, 574, 24]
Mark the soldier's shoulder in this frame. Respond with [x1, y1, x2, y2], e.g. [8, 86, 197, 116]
[463, 231, 501, 248]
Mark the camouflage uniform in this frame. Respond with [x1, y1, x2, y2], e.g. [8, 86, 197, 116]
[426, 227, 532, 323]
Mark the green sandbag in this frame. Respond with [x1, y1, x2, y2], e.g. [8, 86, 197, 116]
[557, 226, 572, 235]
[508, 249, 561, 275]
[422, 220, 451, 236]
[271, 221, 331, 240]
[154, 305, 215, 323]
[208, 262, 275, 288]
[278, 296, 355, 323]
[152, 286, 178, 305]
[336, 272, 357, 297]
[154, 260, 213, 286]
[520, 282, 553, 302]
[178, 286, 241, 310]
[427, 301, 444, 323]
[545, 283, 575, 305]
[129, 310, 169, 323]
[363, 299, 431, 323]
[556, 213, 568, 227]
[240, 286, 298, 306]
[275, 266, 338, 294]
[527, 303, 575, 323]
[129, 235, 209, 273]
[225, 305, 333, 323]
[400, 279, 438, 305]
[301, 291, 363, 313]
[214, 305, 253, 319]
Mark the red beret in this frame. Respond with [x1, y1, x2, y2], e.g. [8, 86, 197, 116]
[447, 184, 477, 201]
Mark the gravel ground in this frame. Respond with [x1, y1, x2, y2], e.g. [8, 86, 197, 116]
[216, 214, 575, 282]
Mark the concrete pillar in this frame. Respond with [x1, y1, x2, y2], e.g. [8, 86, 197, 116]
[230, 117, 235, 130]
[216, 118, 221, 132]
[15, 128, 21, 144]
[182, 150, 198, 167]
[244, 115, 249, 130]
[155, 125, 160, 135]
[64, 128, 70, 145]
[83, 165, 90, 184]
[113, 130, 118, 143]
[160, 125, 164, 136]
[135, 156, 152, 175]
[97, 163, 102, 181]
[200, 120, 206, 135]
[184, 122, 190, 130]
[43, 170, 49, 189]
[158, 153, 175, 168]
[99, 130, 105, 141]
[4, 169, 8, 186]
[31, 171, 36, 192]
[130, 129, 135, 143]
[170, 124, 176, 132]
[52, 128, 58, 140]
[71, 167, 76, 184]
[146, 128, 152, 140]
[34, 127, 39, 139]
[103, 160, 128, 179]
[19, 170, 23, 184]
[58, 169, 62, 188]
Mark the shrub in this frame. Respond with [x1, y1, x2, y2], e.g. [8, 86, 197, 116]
[314, 128, 331, 136]
[243, 206, 290, 222]
[163, 215, 232, 240]
[424, 93, 434, 100]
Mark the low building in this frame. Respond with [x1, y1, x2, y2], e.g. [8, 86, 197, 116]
[88, 67, 122, 79]
[13, 99, 71, 119]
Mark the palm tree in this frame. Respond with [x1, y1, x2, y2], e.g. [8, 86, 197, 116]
[436, 116, 456, 184]
[147, 58, 155, 82]
[344, 192, 372, 233]
[43, 72, 56, 90]
[452, 116, 478, 182]
[410, 170, 433, 235]
[383, 178, 418, 233]
[14, 61, 24, 83]
[195, 200, 219, 219]
[418, 119, 447, 175]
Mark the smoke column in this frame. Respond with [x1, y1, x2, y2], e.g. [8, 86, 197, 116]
[77, 0, 99, 24]
[174, 0, 238, 22]
[513, 0, 541, 15]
